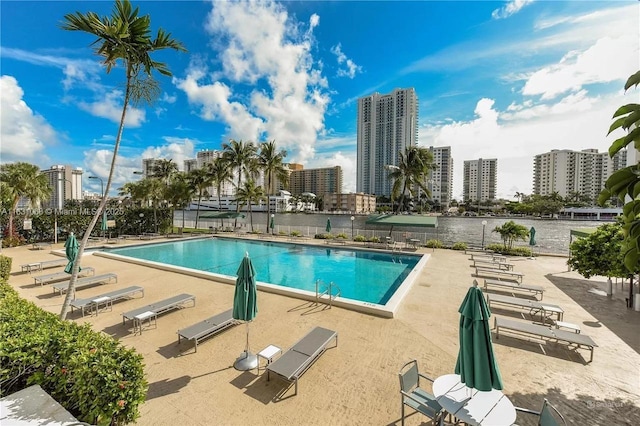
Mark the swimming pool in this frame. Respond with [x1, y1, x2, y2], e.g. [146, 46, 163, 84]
[99, 237, 429, 317]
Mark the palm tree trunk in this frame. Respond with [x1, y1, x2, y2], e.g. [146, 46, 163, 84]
[234, 174, 241, 228]
[266, 174, 271, 231]
[195, 191, 202, 229]
[8, 196, 18, 239]
[59, 71, 132, 319]
[218, 191, 224, 229]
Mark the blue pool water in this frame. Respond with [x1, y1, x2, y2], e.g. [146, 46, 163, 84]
[110, 238, 421, 305]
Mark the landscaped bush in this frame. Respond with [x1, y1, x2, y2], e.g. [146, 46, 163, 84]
[485, 243, 532, 257]
[353, 235, 366, 242]
[0, 282, 147, 425]
[451, 242, 467, 251]
[315, 233, 333, 239]
[335, 232, 348, 239]
[367, 236, 380, 243]
[0, 255, 11, 281]
[278, 230, 287, 236]
[290, 230, 301, 237]
[425, 239, 444, 248]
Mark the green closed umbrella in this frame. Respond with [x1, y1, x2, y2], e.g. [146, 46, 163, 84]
[326, 218, 332, 233]
[454, 280, 503, 391]
[63, 233, 81, 274]
[270, 215, 275, 233]
[529, 227, 536, 246]
[100, 212, 108, 231]
[233, 252, 258, 370]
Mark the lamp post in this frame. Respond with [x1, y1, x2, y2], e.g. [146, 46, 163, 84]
[350, 215, 355, 239]
[270, 213, 275, 235]
[481, 220, 488, 250]
[88, 176, 105, 239]
[139, 213, 144, 236]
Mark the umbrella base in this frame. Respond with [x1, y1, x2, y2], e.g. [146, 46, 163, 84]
[234, 351, 258, 371]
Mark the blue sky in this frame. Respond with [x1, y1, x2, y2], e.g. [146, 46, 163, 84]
[1, 0, 638, 199]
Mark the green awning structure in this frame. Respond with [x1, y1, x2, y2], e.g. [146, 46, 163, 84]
[570, 228, 597, 238]
[365, 214, 438, 228]
[199, 212, 246, 219]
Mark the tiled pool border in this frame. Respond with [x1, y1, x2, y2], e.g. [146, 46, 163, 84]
[92, 238, 430, 318]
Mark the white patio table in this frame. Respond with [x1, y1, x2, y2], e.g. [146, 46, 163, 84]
[433, 374, 516, 426]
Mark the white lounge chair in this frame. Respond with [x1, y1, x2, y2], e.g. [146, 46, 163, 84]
[33, 267, 95, 286]
[52, 273, 118, 296]
[70, 286, 144, 317]
[21, 258, 68, 273]
[122, 294, 196, 334]
[484, 278, 545, 300]
[177, 309, 239, 352]
[266, 326, 338, 396]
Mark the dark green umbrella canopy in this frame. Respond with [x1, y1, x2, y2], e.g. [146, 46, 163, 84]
[63, 233, 81, 274]
[326, 218, 332, 233]
[232, 253, 257, 322]
[100, 212, 108, 232]
[455, 281, 503, 391]
[529, 227, 536, 246]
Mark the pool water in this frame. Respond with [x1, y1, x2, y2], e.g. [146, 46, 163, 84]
[110, 238, 421, 305]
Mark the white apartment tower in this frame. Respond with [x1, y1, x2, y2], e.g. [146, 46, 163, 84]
[463, 158, 497, 203]
[41, 165, 83, 209]
[356, 88, 419, 197]
[428, 146, 453, 210]
[533, 149, 627, 203]
[142, 158, 159, 177]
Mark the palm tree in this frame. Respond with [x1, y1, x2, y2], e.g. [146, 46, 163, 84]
[59, 0, 186, 319]
[222, 139, 258, 225]
[188, 168, 214, 229]
[388, 146, 435, 214]
[151, 158, 178, 185]
[235, 180, 264, 232]
[208, 158, 233, 229]
[166, 172, 195, 232]
[0, 162, 51, 239]
[257, 140, 288, 230]
[492, 221, 529, 250]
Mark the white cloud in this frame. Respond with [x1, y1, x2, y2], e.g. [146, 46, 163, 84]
[82, 138, 196, 195]
[77, 90, 146, 127]
[422, 92, 625, 200]
[0, 75, 56, 165]
[521, 35, 638, 100]
[176, 0, 329, 164]
[492, 0, 535, 20]
[330, 43, 362, 79]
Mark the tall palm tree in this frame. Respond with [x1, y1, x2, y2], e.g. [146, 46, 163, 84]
[0, 162, 51, 239]
[235, 180, 264, 232]
[388, 146, 435, 214]
[208, 158, 233, 228]
[166, 172, 195, 232]
[188, 168, 214, 229]
[222, 139, 258, 225]
[59, 0, 186, 319]
[151, 158, 178, 185]
[257, 140, 288, 230]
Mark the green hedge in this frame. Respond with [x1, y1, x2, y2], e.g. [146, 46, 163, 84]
[425, 239, 444, 248]
[0, 255, 11, 281]
[0, 282, 147, 425]
[485, 243, 532, 257]
[451, 242, 468, 251]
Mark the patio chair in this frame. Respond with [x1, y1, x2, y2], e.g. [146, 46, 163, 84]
[398, 360, 444, 426]
[514, 399, 567, 426]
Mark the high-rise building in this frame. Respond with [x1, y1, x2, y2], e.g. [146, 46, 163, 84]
[532, 149, 627, 203]
[142, 158, 159, 177]
[289, 166, 343, 196]
[184, 159, 198, 173]
[356, 88, 418, 196]
[428, 146, 453, 210]
[196, 149, 222, 168]
[463, 158, 497, 203]
[41, 165, 83, 209]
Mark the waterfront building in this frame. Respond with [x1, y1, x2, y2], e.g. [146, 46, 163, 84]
[289, 166, 343, 196]
[532, 149, 627, 203]
[463, 158, 497, 203]
[428, 146, 453, 210]
[141, 158, 160, 177]
[356, 88, 419, 197]
[322, 193, 377, 213]
[184, 159, 198, 173]
[41, 165, 83, 210]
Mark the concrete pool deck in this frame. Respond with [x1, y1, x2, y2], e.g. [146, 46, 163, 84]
[4, 237, 640, 425]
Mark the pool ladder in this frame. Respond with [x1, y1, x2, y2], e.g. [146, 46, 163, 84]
[315, 280, 341, 309]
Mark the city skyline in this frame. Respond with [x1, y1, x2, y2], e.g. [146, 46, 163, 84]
[1, 1, 637, 200]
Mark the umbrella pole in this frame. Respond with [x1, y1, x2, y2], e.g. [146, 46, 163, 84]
[234, 321, 258, 371]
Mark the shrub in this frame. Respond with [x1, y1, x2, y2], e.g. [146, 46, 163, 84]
[425, 239, 444, 248]
[335, 232, 348, 239]
[2, 235, 25, 248]
[353, 235, 366, 242]
[451, 242, 467, 251]
[0, 256, 11, 281]
[290, 230, 301, 237]
[0, 282, 147, 425]
[278, 230, 287, 236]
[367, 236, 381, 243]
[315, 233, 333, 239]
[485, 243, 532, 257]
